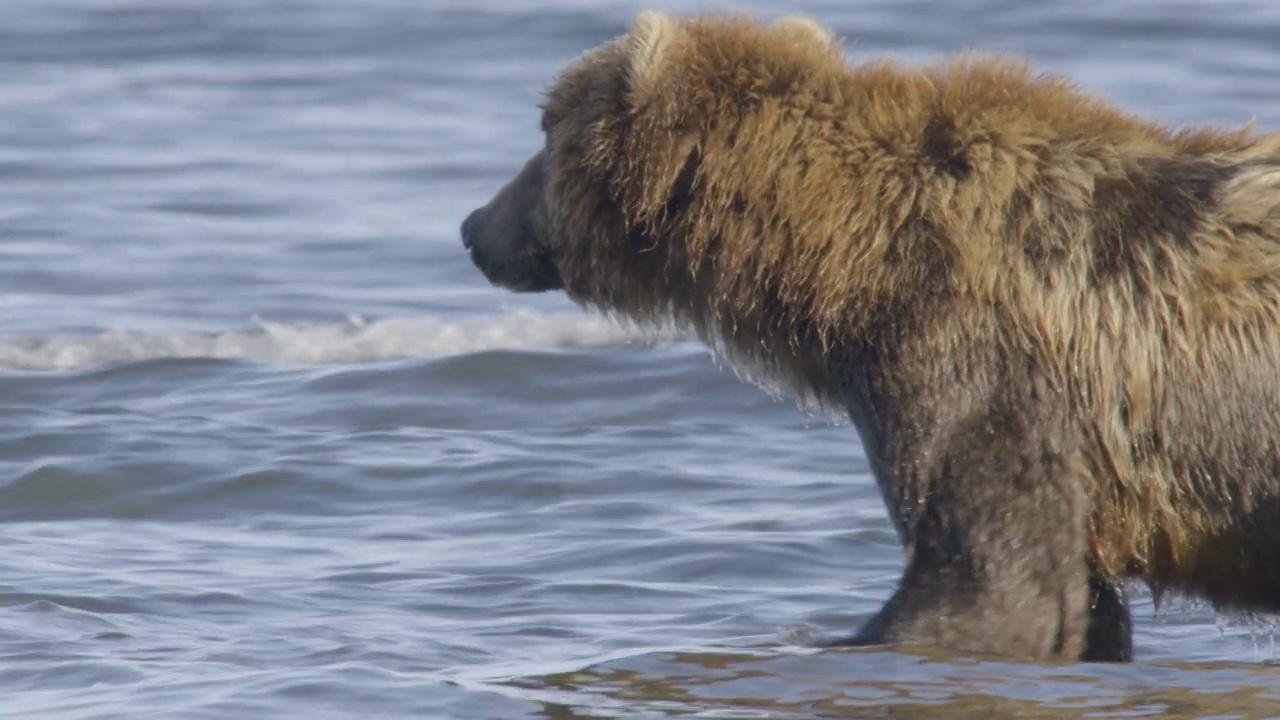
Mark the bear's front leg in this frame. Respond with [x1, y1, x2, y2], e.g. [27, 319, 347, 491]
[836, 388, 1124, 660]
[848, 488, 1093, 660]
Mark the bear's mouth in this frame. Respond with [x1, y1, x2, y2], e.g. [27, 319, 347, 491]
[468, 244, 564, 293]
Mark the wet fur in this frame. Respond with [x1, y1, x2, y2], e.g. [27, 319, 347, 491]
[462, 12, 1280, 661]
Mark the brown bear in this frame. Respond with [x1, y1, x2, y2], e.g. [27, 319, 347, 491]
[460, 11, 1280, 662]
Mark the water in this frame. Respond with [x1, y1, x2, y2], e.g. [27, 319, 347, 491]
[3, 1, 1280, 717]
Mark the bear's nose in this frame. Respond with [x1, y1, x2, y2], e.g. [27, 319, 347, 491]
[460, 209, 482, 249]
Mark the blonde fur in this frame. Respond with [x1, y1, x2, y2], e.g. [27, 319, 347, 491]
[625, 11, 681, 100]
[771, 16, 836, 49]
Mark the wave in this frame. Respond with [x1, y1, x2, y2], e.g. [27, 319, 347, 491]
[0, 310, 683, 372]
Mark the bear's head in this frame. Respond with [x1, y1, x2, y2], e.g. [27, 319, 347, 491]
[460, 11, 840, 315]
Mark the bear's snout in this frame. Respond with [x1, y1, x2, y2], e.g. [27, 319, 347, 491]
[460, 208, 482, 249]
[459, 201, 564, 294]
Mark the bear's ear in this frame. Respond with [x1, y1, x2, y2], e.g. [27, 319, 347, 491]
[625, 10, 682, 99]
[771, 16, 838, 49]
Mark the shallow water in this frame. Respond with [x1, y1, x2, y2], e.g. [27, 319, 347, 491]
[4, 1, 1280, 718]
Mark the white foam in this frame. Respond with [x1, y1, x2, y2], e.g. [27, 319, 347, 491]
[0, 309, 681, 372]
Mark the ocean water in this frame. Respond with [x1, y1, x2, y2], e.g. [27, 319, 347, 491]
[3, 1, 1280, 718]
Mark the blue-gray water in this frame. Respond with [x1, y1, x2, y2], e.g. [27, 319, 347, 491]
[3, 1, 1280, 718]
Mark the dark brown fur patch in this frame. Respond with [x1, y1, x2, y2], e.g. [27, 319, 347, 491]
[1089, 157, 1234, 286]
[922, 117, 971, 180]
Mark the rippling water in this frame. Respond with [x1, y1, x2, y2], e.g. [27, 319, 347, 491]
[4, 1, 1280, 718]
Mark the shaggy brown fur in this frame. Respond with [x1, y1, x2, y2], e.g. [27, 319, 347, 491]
[461, 11, 1280, 662]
